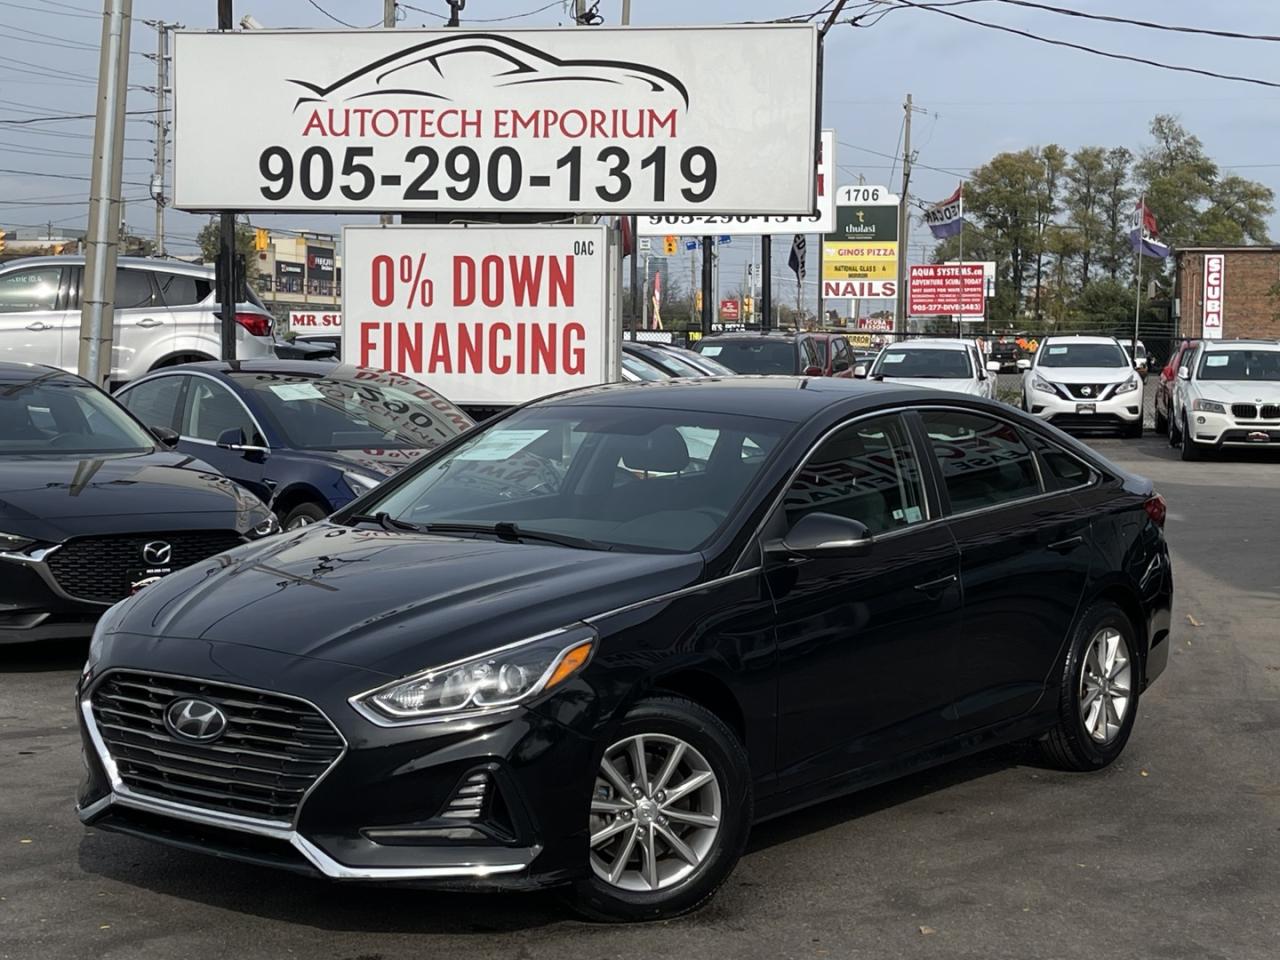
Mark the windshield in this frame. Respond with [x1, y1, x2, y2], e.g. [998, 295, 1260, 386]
[635, 348, 705, 379]
[695, 339, 796, 374]
[0, 373, 155, 455]
[229, 369, 471, 450]
[621, 354, 666, 381]
[873, 347, 972, 379]
[1197, 349, 1280, 381]
[673, 347, 733, 375]
[1038, 342, 1129, 368]
[362, 405, 789, 553]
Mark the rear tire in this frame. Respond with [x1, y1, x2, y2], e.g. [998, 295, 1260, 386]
[1039, 601, 1140, 772]
[566, 696, 751, 923]
[1153, 406, 1168, 435]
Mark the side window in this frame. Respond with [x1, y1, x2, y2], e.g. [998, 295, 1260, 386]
[181, 379, 258, 443]
[114, 269, 154, 309]
[831, 338, 850, 372]
[0, 267, 60, 313]
[118, 376, 183, 431]
[920, 410, 1042, 514]
[784, 414, 926, 536]
[799, 338, 822, 372]
[1030, 434, 1096, 491]
[155, 272, 207, 306]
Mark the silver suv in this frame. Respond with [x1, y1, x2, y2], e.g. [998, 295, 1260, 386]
[0, 256, 275, 383]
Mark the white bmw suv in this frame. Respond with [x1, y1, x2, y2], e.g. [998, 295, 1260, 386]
[1170, 339, 1280, 460]
[1022, 335, 1144, 437]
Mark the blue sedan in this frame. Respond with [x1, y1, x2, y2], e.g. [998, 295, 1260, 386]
[115, 360, 473, 529]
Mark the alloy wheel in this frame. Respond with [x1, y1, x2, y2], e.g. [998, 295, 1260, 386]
[589, 733, 722, 892]
[287, 516, 313, 530]
[1079, 627, 1133, 743]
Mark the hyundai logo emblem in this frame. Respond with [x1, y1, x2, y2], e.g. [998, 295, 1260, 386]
[164, 698, 228, 743]
[142, 541, 172, 566]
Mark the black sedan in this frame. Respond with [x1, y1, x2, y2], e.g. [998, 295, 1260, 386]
[0, 362, 277, 645]
[115, 360, 472, 529]
[77, 378, 1172, 921]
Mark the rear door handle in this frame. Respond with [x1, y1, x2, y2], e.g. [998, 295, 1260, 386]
[25, 321, 51, 331]
[135, 318, 164, 328]
[1047, 535, 1086, 554]
[914, 574, 958, 598]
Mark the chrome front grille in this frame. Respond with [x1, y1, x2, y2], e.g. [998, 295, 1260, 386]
[90, 672, 344, 823]
[1063, 383, 1110, 401]
[1232, 403, 1258, 419]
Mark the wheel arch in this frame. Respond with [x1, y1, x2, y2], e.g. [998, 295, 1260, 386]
[148, 348, 215, 371]
[649, 667, 747, 748]
[1089, 581, 1150, 671]
[270, 482, 333, 520]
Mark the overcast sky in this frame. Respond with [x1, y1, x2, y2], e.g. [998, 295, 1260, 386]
[2, 0, 1278, 307]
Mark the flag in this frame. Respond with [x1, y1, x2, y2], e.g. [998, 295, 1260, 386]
[619, 215, 634, 258]
[788, 234, 807, 280]
[924, 185, 964, 239]
[650, 269, 663, 330]
[1128, 199, 1170, 258]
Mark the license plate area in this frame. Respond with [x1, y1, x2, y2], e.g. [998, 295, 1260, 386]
[128, 567, 172, 594]
[1076, 403, 1096, 414]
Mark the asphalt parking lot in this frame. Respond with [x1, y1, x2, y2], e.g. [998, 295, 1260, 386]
[4, 432, 1278, 960]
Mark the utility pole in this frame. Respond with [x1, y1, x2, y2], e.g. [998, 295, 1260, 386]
[78, 0, 132, 387]
[701, 236, 713, 335]
[895, 93, 917, 332]
[150, 21, 171, 256]
[216, 0, 238, 361]
[761, 237, 772, 331]
[447, 0, 464, 27]
[380, 0, 396, 227]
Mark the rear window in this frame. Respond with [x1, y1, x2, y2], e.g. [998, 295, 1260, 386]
[697, 339, 796, 375]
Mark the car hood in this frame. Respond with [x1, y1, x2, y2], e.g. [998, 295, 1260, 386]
[0, 450, 267, 542]
[1034, 367, 1136, 384]
[1194, 380, 1280, 403]
[299, 447, 430, 479]
[879, 376, 984, 395]
[107, 524, 704, 677]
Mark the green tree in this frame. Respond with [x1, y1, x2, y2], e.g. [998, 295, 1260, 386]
[1201, 174, 1273, 245]
[962, 149, 1046, 327]
[1064, 146, 1107, 287]
[1098, 147, 1134, 282]
[196, 217, 261, 287]
[1135, 115, 1217, 247]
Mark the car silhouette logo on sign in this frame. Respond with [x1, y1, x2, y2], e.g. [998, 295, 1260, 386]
[142, 541, 172, 565]
[164, 698, 228, 743]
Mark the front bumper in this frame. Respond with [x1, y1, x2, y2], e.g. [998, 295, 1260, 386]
[1184, 409, 1280, 447]
[1028, 385, 1142, 431]
[0, 552, 101, 645]
[76, 638, 598, 888]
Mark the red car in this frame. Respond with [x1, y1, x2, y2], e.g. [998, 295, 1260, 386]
[1154, 339, 1198, 435]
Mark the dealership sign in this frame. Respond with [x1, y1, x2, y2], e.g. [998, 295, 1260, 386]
[342, 225, 610, 406]
[1203, 253, 1224, 339]
[908, 264, 986, 316]
[172, 26, 818, 214]
[822, 185, 900, 300]
[637, 130, 835, 236]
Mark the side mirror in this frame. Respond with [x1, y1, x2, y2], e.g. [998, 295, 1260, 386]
[1016, 358, 1032, 370]
[1177, 366, 1191, 381]
[150, 425, 180, 448]
[853, 364, 868, 379]
[802, 365, 824, 377]
[771, 512, 873, 559]
[986, 361, 1002, 373]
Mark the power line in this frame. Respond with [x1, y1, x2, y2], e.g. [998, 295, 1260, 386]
[856, 1, 1280, 90]
[0, 108, 167, 126]
[305, 0, 381, 29]
[0, 0, 100, 18]
[988, 0, 1280, 43]
[399, 1, 568, 23]
[839, 140, 974, 180]
[0, 166, 148, 187]
[0, 21, 99, 50]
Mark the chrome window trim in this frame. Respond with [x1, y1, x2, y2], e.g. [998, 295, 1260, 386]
[77, 668, 529, 880]
[122, 370, 271, 450]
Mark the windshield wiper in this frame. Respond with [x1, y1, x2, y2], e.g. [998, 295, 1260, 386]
[421, 521, 608, 551]
[346, 512, 423, 533]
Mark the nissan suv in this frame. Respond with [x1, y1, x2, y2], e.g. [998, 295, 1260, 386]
[0, 256, 275, 384]
[1021, 335, 1144, 437]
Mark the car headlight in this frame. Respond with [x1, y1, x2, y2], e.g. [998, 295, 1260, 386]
[353, 626, 597, 722]
[1192, 398, 1227, 414]
[1115, 376, 1140, 395]
[343, 471, 381, 494]
[248, 513, 281, 539]
[0, 531, 35, 554]
[1031, 375, 1057, 396]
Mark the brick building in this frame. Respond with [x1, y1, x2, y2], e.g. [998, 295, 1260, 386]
[1175, 246, 1280, 340]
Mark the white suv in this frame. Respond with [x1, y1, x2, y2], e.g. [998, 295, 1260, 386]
[0, 256, 275, 384]
[1022, 335, 1144, 437]
[867, 338, 995, 399]
[1170, 339, 1280, 460]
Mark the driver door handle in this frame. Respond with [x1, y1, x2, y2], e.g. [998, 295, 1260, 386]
[135, 318, 164, 328]
[26, 321, 51, 331]
[914, 574, 957, 599]
[1047, 535, 1086, 554]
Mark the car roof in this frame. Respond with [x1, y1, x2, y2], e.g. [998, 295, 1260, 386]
[532, 376, 944, 423]
[1041, 335, 1120, 346]
[697, 331, 801, 342]
[885, 338, 973, 350]
[0, 255, 212, 277]
[126, 359, 343, 381]
[1201, 339, 1280, 351]
[0, 361, 87, 385]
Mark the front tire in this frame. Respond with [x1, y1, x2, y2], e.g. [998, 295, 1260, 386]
[1179, 414, 1204, 461]
[1125, 417, 1144, 439]
[281, 502, 328, 529]
[567, 696, 752, 922]
[1039, 602, 1140, 771]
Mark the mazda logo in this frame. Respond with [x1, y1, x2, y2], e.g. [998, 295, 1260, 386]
[142, 541, 172, 566]
[164, 698, 228, 743]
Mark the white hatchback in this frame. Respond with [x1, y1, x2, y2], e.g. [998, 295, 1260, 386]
[1170, 339, 1280, 460]
[1022, 336, 1144, 437]
[864, 338, 996, 399]
[0, 256, 275, 384]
